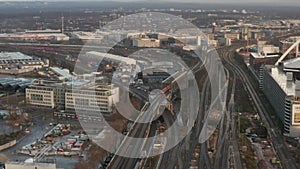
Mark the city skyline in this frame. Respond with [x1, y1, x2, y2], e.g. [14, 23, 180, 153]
[0, 0, 299, 4]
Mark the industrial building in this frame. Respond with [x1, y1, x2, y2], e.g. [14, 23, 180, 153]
[0, 52, 49, 74]
[86, 51, 137, 66]
[260, 59, 300, 137]
[5, 161, 57, 169]
[26, 80, 119, 114]
[133, 38, 161, 48]
[0, 78, 34, 89]
[0, 32, 69, 41]
[143, 71, 170, 83]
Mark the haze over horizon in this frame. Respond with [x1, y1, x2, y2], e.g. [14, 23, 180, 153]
[0, 0, 299, 4]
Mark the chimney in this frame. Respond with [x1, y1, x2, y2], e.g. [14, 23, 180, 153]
[61, 16, 64, 33]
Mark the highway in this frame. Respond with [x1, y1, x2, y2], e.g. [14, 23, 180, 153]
[221, 47, 298, 169]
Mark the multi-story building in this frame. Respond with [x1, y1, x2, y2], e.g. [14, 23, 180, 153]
[260, 62, 300, 137]
[224, 32, 240, 40]
[26, 85, 55, 108]
[280, 36, 300, 55]
[26, 80, 119, 114]
[250, 44, 280, 72]
[65, 84, 119, 113]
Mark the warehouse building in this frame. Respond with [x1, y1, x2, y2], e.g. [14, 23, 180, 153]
[0, 52, 49, 74]
[5, 161, 57, 169]
[0, 32, 69, 41]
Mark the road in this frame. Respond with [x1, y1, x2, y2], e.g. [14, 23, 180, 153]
[1, 108, 79, 169]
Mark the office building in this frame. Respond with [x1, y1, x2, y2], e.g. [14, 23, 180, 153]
[260, 59, 300, 137]
[26, 80, 119, 114]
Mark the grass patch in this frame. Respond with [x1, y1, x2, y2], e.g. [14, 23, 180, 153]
[235, 78, 255, 113]
[240, 135, 258, 169]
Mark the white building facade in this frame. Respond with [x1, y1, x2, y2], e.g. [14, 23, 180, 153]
[26, 81, 119, 114]
[260, 66, 300, 137]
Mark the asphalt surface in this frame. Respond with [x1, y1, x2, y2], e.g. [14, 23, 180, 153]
[1, 108, 80, 169]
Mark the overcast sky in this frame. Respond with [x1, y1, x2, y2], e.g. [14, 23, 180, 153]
[0, 0, 299, 5]
[0, 0, 296, 2]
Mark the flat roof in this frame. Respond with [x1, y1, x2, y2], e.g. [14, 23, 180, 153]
[30, 79, 115, 91]
[87, 51, 137, 65]
[31, 79, 89, 88]
[251, 52, 280, 59]
[50, 67, 75, 81]
[6, 161, 56, 167]
[0, 52, 32, 61]
[268, 66, 296, 96]
[0, 78, 34, 87]
[0, 33, 68, 38]
[284, 57, 300, 71]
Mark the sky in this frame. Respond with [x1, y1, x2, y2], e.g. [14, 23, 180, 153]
[0, 0, 299, 5]
[0, 0, 296, 2]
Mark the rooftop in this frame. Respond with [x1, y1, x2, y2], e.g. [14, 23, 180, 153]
[251, 52, 280, 59]
[30, 79, 115, 92]
[87, 51, 137, 65]
[0, 52, 32, 61]
[6, 161, 56, 168]
[0, 78, 34, 87]
[267, 66, 296, 96]
[50, 67, 75, 81]
[284, 57, 300, 72]
[0, 33, 68, 38]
